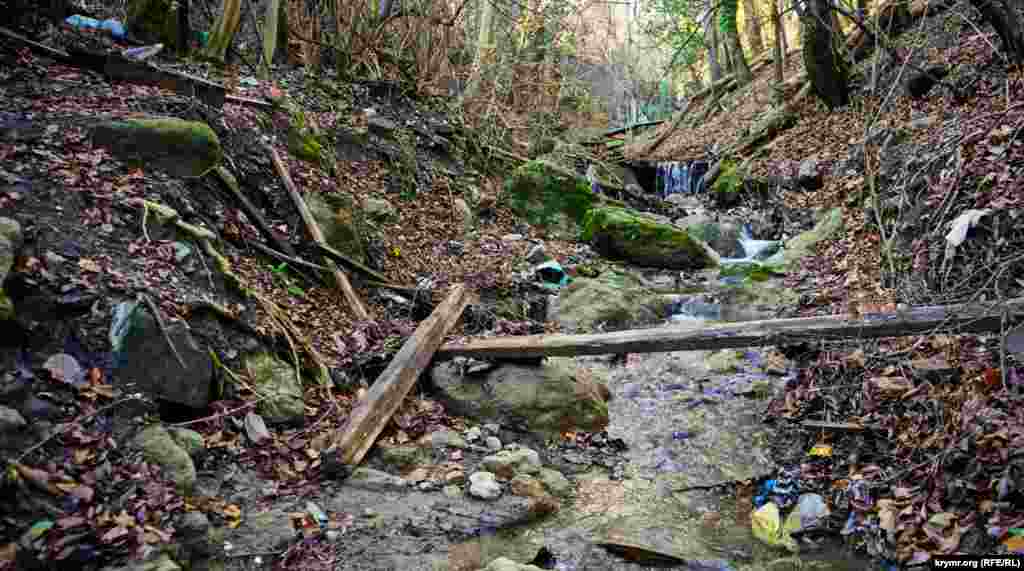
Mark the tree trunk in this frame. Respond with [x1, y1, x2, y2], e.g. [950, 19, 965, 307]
[721, 0, 753, 83]
[742, 0, 765, 56]
[261, 0, 282, 77]
[772, 0, 784, 103]
[177, 0, 191, 56]
[802, 0, 849, 107]
[463, 0, 497, 98]
[204, 0, 243, 62]
[704, 2, 723, 83]
[968, 0, 1024, 64]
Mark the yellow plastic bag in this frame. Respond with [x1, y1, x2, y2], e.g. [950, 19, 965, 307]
[751, 502, 800, 553]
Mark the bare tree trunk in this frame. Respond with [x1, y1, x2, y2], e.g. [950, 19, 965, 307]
[463, 0, 497, 98]
[721, 0, 753, 83]
[802, 0, 849, 107]
[772, 0, 784, 103]
[704, 3, 723, 83]
[204, 0, 243, 62]
[743, 0, 765, 56]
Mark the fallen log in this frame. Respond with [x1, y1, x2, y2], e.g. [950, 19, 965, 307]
[330, 284, 472, 467]
[267, 145, 370, 320]
[436, 298, 1024, 359]
[311, 242, 390, 284]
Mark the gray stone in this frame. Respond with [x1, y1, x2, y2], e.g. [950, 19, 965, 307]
[364, 198, 397, 222]
[177, 511, 213, 558]
[110, 301, 213, 409]
[501, 233, 524, 242]
[554, 270, 669, 333]
[525, 244, 547, 264]
[483, 423, 501, 434]
[443, 485, 462, 498]
[244, 352, 305, 426]
[42, 353, 85, 386]
[465, 426, 483, 442]
[797, 159, 823, 190]
[537, 467, 572, 497]
[0, 405, 26, 433]
[344, 467, 408, 492]
[367, 116, 399, 137]
[91, 117, 222, 178]
[468, 471, 502, 500]
[429, 358, 610, 438]
[683, 220, 745, 259]
[584, 207, 717, 270]
[306, 192, 366, 263]
[134, 425, 196, 494]
[485, 436, 503, 451]
[430, 429, 468, 449]
[482, 448, 542, 479]
[242, 411, 272, 445]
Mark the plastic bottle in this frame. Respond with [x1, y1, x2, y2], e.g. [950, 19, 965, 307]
[123, 44, 163, 60]
[64, 15, 126, 39]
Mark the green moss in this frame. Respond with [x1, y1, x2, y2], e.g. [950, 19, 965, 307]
[503, 160, 596, 229]
[711, 160, 742, 207]
[719, 261, 784, 282]
[93, 118, 222, 178]
[127, 0, 179, 49]
[581, 206, 716, 270]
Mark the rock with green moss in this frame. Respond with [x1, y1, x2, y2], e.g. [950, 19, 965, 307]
[711, 160, 744, 208]
[555, 270, 670, 332]
[92, 117, 222, 178]
[306, 192, 366, 263]
[503, 160, 595, 234]
[582, 207, 717, 270]
[0, 217, 22, 321]
[428, 358, 609, 438]
[134, 425, 196, 494]
[244, 353, 305, 426]
[684, 219, 744, 258]
[127, 0, 179, 49]
[773, 207, 844, 269]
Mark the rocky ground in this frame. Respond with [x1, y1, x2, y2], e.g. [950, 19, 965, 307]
[1, 1, 1023, 570]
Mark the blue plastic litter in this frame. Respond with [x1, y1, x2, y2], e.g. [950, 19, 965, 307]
[64, 15, 126, 39]
[534, 260, 570, 288]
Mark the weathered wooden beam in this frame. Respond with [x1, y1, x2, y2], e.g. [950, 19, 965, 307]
[437, 298, 1024, 360]
[332, 284, 472, 467]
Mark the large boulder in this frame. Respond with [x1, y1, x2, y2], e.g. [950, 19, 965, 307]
[92, 117, 222, 178]
[554, 270, 670, 332]
[110, 301, 214, 409]
[0, 217, 22, 321]
[582, 207, 717, 270]
[428, 358, 610, 438]
[683, 219, 745, 259]
[244, 352, 305, 426]
[306, 192, 366, 263]
[503, 160, 595, 236]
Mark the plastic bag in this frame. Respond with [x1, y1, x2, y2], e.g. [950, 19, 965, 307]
[751, 502, 799, 552]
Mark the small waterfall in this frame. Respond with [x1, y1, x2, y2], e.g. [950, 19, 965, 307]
[735, 224, 782, 261]
[655, 160, 710, 199]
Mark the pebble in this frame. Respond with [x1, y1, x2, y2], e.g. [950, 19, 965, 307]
[465, 426, 483, 442]
[485, 436, 502, 451]
[468, 471, 502, 500]
[483, 423, 501, 434]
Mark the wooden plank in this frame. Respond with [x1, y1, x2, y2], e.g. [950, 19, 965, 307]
[332, 284, 472, 467]
[266, 145, 370, 320]
[437, 298, 1024, 360]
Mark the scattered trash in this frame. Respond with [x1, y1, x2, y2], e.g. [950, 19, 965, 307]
[64, 15, 126, 39]
[240, 77, 260, 87]
[751, 502, 799, 552]
[944, 208, 991, 262]
[122, 44, 163, 61]
[306, 502, 328, 528]
[808, 443, 832, 457]
[534, 260, 570, 289]
[795, 493, 829, 530]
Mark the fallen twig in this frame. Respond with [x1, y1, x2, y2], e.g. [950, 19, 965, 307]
[139, 293, 188, 370]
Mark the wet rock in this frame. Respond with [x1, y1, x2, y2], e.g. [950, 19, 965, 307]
[429, 358, 609, 438]
[469, 471, 503, 500]
[797, 159, 822, 190]
[345, 467, 408, 492]
[379, 445, 427, 470]
[134, 425, 196, 494]
[91, 117, 222, 178]
[364, 197, 397, 222]
[584, 207, 717, 270]
[0, 217, 22, 321]
[555, 270, 669, 332]
[0, 405, 26, 433]
[430, 429, 468, 449]
[224, 508, 299, 558]
[110, 301, 214, 409]
[482, 448, 542, 479]
[244, 352, 305, 426]
[485, 436, 503, 451]
[683, 220, 745, 258]
[537, 468, 571, 497]
[483, 556, 546, 571]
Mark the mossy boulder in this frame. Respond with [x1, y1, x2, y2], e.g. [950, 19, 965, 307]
[711, 160, 743, 208]
[244, 353, 305, 426]
[134, 425, 196, 494]
[555, 270, 671, 332]
[582, 207, 717, 270]
[306, 192, 365, 263]
[774, 207, 844, 269]
[684, 220, 745, 258]
[127, 0, 179, 49]
[503, 160, 595, 234]
[0, 217, 22, 321]
[92, 117, 222, 178]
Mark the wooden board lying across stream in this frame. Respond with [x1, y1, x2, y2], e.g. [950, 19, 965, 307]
[437, 298, 1024, 359]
